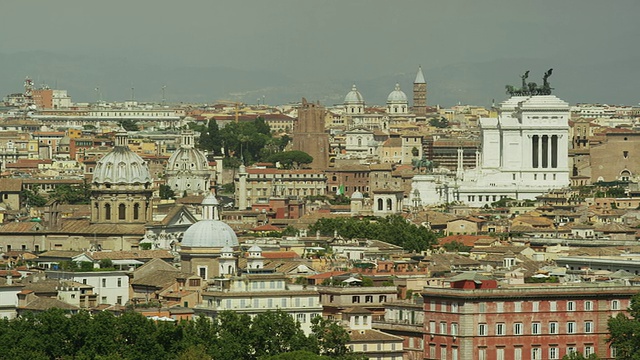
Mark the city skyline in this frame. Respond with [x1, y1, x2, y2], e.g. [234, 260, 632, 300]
[1, 1, 639, 106]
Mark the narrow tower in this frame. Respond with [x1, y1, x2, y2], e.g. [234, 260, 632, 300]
[292, 98, 330, 170]
[412, 66, 427, 117]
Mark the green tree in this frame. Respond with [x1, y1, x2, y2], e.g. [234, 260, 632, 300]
[561, 352, 600, 360]
[48, 182, 91, 204]
[609, 292, 640, 359]
[159, 184, 176, 200]
[99, 258, 114, 269]
[309, 215, 438, 252]
[21, 186, 48, 208]
[309, 316, 351, 358]
[118, 119, 139, 131]
[251, 310, 308, 358]
[429, 117, 449, 128]
[198, 118, 223, 155]
[267, 151, 314, 169]
[442, 241, 472, 253]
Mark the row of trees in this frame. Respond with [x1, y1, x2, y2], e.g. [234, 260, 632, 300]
[308, 215, 439, 252]
[193, 118, 292, 168]
[21, 183, 92, 208]
[0, 308, 361, 360]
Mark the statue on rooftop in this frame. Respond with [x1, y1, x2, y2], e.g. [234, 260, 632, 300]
[506, 69, 554, 96]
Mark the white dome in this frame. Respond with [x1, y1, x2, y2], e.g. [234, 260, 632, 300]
[167, 147, 209, 174]
[181, 220, 239, 248]
[93, 147, 152, 185]
[387, 83, 408, 103]
[344, 84, 365, 104]
[351, 190, 364, 199]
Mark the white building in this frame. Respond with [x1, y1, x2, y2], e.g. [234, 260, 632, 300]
[45, 270, 130, 306]
[412, 95, 571, 207]
[194, 273, 323, 335]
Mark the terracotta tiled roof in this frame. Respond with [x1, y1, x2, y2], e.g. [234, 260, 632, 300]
[348, 329, 404, 342]
[261, 251, 299, 259]
[57, 219, 146, 235]
[21, 296, 80, 311]
[86, 250, 174, 261]
[0, 222, 43, 233]
[0, 179, 23, 192]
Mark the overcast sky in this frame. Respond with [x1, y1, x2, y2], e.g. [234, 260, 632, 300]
[1, 0, 639, 104]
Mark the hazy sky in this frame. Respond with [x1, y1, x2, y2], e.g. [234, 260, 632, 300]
[2, 0, 639, 104]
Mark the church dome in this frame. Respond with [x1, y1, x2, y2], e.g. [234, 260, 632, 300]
[344, 84, 365, 104]
[167, 147, 209, 174]
[351, 190, 364, 199]
[92, 130, 151, 185]
[387, 84, 408, 103]
[181, 220, 239, 248]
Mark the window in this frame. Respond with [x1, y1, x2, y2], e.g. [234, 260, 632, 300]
[478, 348, 486, 360]
[352, 296, 360, 303]
[567, 322, 576, 334]
[430, 301, 436, 311]
[496, 348, 504, 360]
[296, 313, 306, 323]
[451, 323, 458, 336]
[441, 346, 447, 360]
[496, 302, 504, 313]
[478, 324, 487, 336]
[116, 296, 122, 305]
[102, 279, 106, 287]
[531, 348, 541, 360]
[441, 302, 448, 312]
[549, 322, 558, 334]
[496, 323, 505, 336]
[585, 346, 594, 356]
[567, 301, 575, 311]
[624, 151, 629, 159]
[585, 301, 593, 311]
[479, 303, 486, 313]
[118, 203, 126, 220]
[440, 322, 447, 334]
[514, 301, 522, 312]
[585, 321, 593, 333]
[612, 300, 620, 310]
[451, 303, 458, 313]
[514, 347, 522, 360]
[429, 321, 436, 334]
[513, 322, 523, 335]
[101, 296, 107, 304]
[550, 301, 557, 311]
[117, 278, 122, 287]
[365, 295, 373, 303]
[549, 347, 559, 359]
[567, 347, 576, 355]
[532, 301, 539, 312]
[532, 322, 541, 335]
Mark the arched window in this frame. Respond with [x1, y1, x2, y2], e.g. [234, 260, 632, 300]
[105, 203, 111, 220]
[377, 198, 383, 211]
[621, 170, 632, 182]
[119, 204, 126, 220]
[358, 137, 362, 146]
[386, 198, 392, 211]
[133, 203, 140, 220]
